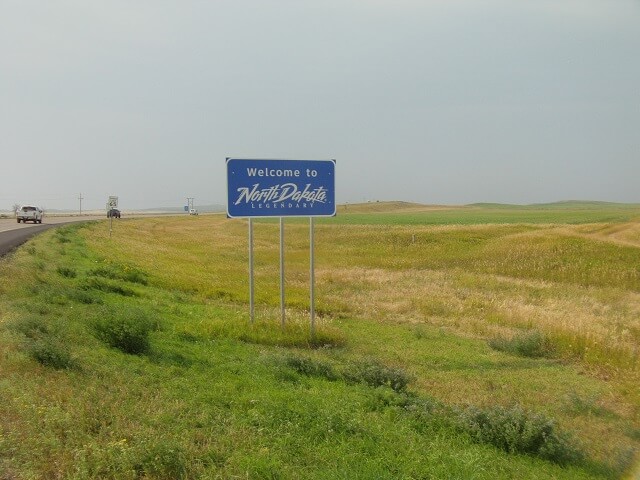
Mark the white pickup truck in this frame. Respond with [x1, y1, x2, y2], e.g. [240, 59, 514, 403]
[16, 205, 44, 224]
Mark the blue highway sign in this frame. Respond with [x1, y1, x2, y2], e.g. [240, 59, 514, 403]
[226, 158, 336, 218]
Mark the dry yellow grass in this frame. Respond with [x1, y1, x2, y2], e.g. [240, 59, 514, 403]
[578, 221, 640, 248]
[317, 265, 640, 371]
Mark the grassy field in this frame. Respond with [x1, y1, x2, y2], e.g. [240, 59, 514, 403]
[0, 202, 639, 479]
[331, 201, 640, 226]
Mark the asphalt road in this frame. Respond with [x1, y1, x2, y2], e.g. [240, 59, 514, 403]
[0, 216, 104, 256]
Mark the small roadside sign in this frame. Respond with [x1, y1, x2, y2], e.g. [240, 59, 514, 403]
[107, 196, 118, 209]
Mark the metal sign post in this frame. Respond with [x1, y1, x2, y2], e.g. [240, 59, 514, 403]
[310, 217, 315, 338]
[280, 217, 285, 328]
[226, 158, 335, 331]
[249, 218, 255, 324]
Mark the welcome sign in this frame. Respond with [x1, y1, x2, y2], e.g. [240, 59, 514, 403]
[226, 158, 336, 218]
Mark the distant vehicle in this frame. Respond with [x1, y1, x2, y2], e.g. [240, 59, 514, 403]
[189, 209, 198, 216]
[107, 208, 121, 218]
[16, 205, 43, 224]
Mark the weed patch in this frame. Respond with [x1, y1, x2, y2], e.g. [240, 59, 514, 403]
[343, 358, 413, 393]
[56, 266, 77, 278]
[366, 388, 422, 413]
[90, 262, 149, 285]
[283, 354, 338, 380]
[66, 289, 104, 305]
[26, 337, 77, 369]
[82, 277, 139, 297]
[488, 330, 554, 358]
[282, 354, 413, 393]
[5, 315, 77, 369]
[457, 405, 584, 465]
[7, 315, 51, 339]
[94, 306, 156, 355]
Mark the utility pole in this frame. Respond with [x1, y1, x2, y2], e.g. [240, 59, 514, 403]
[78, 193, 84, 215]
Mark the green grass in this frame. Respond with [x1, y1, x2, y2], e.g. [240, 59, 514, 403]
[323, 201, 640, 226]
[0, 204, 639, 479]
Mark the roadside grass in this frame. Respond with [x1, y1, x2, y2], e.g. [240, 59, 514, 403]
[83, 213, 639, 463]
[0, 205, 639, 478]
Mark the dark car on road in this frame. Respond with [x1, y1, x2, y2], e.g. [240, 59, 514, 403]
[107, 209, 121, 218]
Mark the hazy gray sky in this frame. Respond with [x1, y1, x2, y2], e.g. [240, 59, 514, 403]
[1, 1, 638, 210]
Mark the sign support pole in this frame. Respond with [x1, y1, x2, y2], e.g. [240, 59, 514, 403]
[279, 217, 285, 328]
[249, 218, 255, 324]
[107, 195, 118, 238]
[310, 217, 315, 339]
